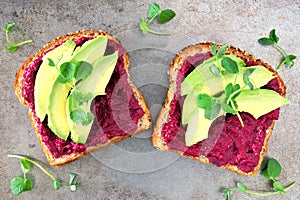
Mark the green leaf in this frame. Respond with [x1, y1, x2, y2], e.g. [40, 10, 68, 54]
[267, 158, 282, 180]
[262, 168, 271, 180]
[222, 188, 232, 200]
[210, 64, 222, 76]
[273, 181, 285, 194]
[243, 68, 255, 90]
[222, 103, 237, 115]
[4, 22, 15, 31]
[158, 9, 176, 23]
[70, 110, 87, 125]
[59, 62, 76, 81]
[197, 94, 214, 110]
[47, 58, 56, 67]
[237, 182, 248, 191]
[221, 57, 239, 74]
[10, 177, 32, 195]
[210, 44, 217, 56]
[20, 158, 31, 173]
[6, 45, 18, 52]
[74, 61, 93, 81]
[258, 37, 275, 45]
[56, 75, 68, 83]
[52, 180, 60, 190]
[139, 17, 149, 35]
[82, 112, 95, 126]
[217, 44, 228, 58]
[269, 29, 279, 43]
[285, 54, 297, 68]
[69, 173, 77, 185]
[148, 2, 160, 18]
[205, 103, 221, 120]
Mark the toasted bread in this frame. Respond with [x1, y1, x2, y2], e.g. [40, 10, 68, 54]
[14, 30, 151, 166]
[152, 42, 286, 176]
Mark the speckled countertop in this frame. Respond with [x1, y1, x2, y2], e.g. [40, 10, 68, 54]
[1, 0, 299, 199]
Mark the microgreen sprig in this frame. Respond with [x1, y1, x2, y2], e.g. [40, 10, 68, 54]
[258, 29, 297, 69]
[7, 154, 79, 195]
[3, 22, 32, 52]
[47, 58, 94, 126]
[223, 158, 296, 199]
[139, 3, 176, 35]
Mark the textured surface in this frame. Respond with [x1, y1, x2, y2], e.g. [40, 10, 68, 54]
[0, 0, 299, 199]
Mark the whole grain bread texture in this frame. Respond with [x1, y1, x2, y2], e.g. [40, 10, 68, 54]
[14, 30, 151, 166]
[152, 42, 286, 176]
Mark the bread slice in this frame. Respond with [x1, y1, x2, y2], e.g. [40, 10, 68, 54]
[152, 42, 286, 176]
[14, 30, 151, 166]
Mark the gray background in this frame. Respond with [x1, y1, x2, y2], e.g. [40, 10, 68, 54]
[1, 0, 299, 199]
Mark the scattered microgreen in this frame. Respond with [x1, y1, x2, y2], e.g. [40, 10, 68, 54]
[217, 44, 228, 58]
[209, 64, 222, 77]
[243, 68, 255, 90]
[47, 58, 95, 126]
[258, 29, 297, 69]
[222, 158, 296, 199]
[197, 94, 221, 120]
[139, 2, 176, 35]
[3, 22, 32, 52]
[8, 154, 79, 195]
[221, 57, 239, 74]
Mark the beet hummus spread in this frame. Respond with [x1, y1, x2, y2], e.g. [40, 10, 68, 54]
[22, 37, 144, 158]
[161, 52, 282, 173]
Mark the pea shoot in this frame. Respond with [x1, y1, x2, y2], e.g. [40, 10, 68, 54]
[223, 158, 296, 199]
[8, 154, 79, 195]
[3, 22, 32, 52]
[139, 3, 176, 35]
[258, 29, 297, 69]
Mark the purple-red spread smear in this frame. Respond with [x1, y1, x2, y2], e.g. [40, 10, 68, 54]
[161, 52, 281, 173]
[22, 37, 144, 158]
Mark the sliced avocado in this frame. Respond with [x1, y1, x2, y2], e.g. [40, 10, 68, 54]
[47, 82, 72, 140]
[34, 40, 76, 121]
[236, 89, 290, 119]
[46, 36, 109, 140]
[66, 52, 118, 144]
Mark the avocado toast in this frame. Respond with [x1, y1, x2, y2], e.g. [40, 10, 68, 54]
[152, 42, 289, 176]
[14, 30, 151, 166]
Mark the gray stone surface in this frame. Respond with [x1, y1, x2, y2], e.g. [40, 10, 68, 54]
[1, 0, 299, 199]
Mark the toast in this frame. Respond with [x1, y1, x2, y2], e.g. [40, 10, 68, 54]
[152, 42, 286, 176]
[14, 30, 151, 166]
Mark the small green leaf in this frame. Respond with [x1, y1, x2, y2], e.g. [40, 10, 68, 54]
[285, 55, 297, 68]
[56, 75, 68, 83]
[139, 17, 149, 35]
[74, 61, 93, 81]
[243, 68, 255, 90]
[205, 103, 221, 120]
[210, 64, 222, 76]
[269, 29, 279, 43]
[148, 2, 160, 18]
[4, 22, 15, 31]
[273, 181, 285, 194]
[237, 182, 248, 191]
[222, 103, 237, 114]
[59, 62, 76, 81]
[221, 57, 239, 74]
[10, 177, 31, 195]
[267, 158, 282, 180]
[217, 44, 228, 58]
[210, 44, 217, 56]
[20, 158, 31, 173]
[6, 45, 18, 52]
[47, 58, 56, 67]
[197, 94, 214, 110]
[158, 9, 176, 23]
[69, 173, 77, 185]
[70, 110, 87, 125]
[82, 112, 95, 126]
[258, 38, 275, 45]
[222, 188, 232, 200]
[262, 168, 271, 180]
[52, 180, 60, 190]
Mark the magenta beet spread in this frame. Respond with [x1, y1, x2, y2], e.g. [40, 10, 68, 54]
[161, 52, 282, 173]
[22, 37, 144, 158]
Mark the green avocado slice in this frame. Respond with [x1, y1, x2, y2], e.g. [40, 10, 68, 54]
[46, 36, 108, 140]
[66, 52, 118, 144]
[34, 40, 76, 121]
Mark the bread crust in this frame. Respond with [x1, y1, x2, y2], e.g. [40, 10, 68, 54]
[152, 42, 286, 176]
[14, 30, 151, 166]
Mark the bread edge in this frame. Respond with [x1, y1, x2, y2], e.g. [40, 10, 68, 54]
[152, 42, 286, 176]
[14, 30, 151, 166]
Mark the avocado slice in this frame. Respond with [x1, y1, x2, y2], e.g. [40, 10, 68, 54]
[34, 40, 76, 121]
[46, 36, 108, 140]
[66, 52, 118, 144]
